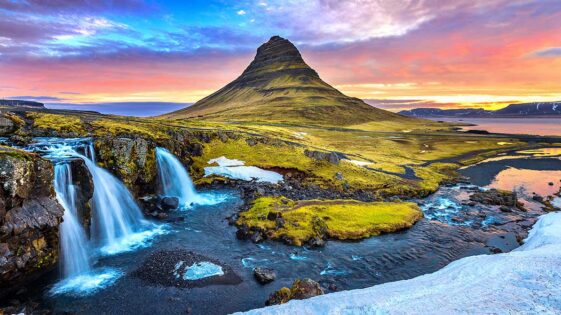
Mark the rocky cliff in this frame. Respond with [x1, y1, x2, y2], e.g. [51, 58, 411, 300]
[0, 148, 64, 294]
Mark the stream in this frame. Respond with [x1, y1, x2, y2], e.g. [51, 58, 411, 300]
[4, 139, 561, 314]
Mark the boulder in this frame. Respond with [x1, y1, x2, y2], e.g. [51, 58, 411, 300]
[253, 267, 276, 284]
[160, 196, 179, 210]
[265, 278, 324, 305]
[470, 189, 522, 209]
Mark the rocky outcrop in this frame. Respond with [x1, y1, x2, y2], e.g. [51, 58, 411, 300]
[69, 159, 94, 232]
[265, 278, 324, 305]
[0, 149, 64, 294]
[94, 137, 157, 196]
[470, 189, 525, 210]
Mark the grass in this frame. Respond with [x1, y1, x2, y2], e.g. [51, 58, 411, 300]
[92, 119, 171, 140]
[237, 196, 423, 246]
[28, 112, 87, 135]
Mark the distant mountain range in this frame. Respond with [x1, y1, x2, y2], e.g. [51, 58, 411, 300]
[399, 102, 561, 118]
[0, 99, 45, 108]
[162, 36, 413, 126]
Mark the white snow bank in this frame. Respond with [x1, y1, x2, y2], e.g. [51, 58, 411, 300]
[241, 212, 561, 314]
[208, 156, 245, 167]
[205, 156, 283, 184]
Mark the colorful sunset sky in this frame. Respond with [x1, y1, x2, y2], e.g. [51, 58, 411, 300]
[1, 0, 561, 111]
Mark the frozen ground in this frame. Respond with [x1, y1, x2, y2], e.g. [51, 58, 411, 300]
[242, 212, 561, 314]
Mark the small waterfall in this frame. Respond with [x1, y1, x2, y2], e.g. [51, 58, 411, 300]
[156, 147, 202, 207]
[81, 157, 147, 248]
[54, 163, 92, 278]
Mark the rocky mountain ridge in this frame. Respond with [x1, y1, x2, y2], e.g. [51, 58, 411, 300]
[399, 101, 561, 118]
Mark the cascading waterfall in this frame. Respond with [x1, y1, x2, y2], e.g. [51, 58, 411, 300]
[53, 163, 92, 278]
[155, 147, 203, 207]
[24, 138, 165, 295]
[81, 157, 148, 251]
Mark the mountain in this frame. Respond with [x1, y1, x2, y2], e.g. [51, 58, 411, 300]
[162, 36, 410, 126]
[399, 101, 561, 118]
[0, 99, 45, 108]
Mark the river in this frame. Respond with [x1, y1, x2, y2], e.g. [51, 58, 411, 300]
[6, 140, 559, 314]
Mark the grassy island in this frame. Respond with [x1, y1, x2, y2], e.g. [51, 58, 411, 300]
[237, 196, 423, 246]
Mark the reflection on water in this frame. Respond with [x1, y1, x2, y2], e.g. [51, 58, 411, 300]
[516, 148, 561, 157]
[434, 118, 561, 136]
[489, 168, 561, 197]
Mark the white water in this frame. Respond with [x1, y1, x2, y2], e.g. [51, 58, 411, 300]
[156, 147, 201, 206]
[156, 147, 227, 208]
[24, 138, 166, 295]
[53, 163, 92, 277]
[82, 157, 147, 249]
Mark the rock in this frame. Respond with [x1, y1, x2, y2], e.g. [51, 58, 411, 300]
[236, 225, 251, 240]
[265, 287, 292, 306]
[304, 150, 340, 165]
[267, 211, 282, 221]
[290, 278, 324, 299]
[0, 150, 64, 295]
[266, 278, 324, 305]
[251, 231, 265, 243]
[160, 196, 179, 210]
[306, 237, 325, 248]
[253, 267, 276, 284]
[532, 195, 544, 203]
[499, 206, 512, 212]
[548, 182, 554, 186]
[470, 189, 520, 209]
[334, 172, 343, 181]
[275, 217, 285, 228]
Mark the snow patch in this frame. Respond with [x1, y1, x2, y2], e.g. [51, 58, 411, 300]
[240, 212, 561, 314]
[205, 157, 283, 184]
[293, 132, 307, 139]
[173, 261, 224, 280]
[208, 156, 245, 167]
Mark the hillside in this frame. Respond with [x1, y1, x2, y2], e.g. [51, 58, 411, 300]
[162, 36, 412, 126]
[0, 99, 45, 108]
[400, 101, 561, 118]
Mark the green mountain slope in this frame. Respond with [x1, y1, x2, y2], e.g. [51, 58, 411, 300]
[161, 36, 414, 126]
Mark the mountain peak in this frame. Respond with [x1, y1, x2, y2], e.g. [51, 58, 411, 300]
[162, 36, 410, 126]
[241, 36, 316, 78]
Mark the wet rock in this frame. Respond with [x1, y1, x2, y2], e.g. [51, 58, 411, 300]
[532, 195, 544, 203]
[266, 278, 324, 305]
[0, 150, 63, 295]
[253, 267, 276, 284]
[470, 189, 522, 210]
[251, 231, 265, 243]
[236, 225, 251, 240]
[499, 206, 512, 213]
[275, 217, 285, 228]
[161, 196, 179, 210]
[306, 237, 326, 248]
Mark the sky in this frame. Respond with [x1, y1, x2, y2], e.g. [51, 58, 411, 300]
[1, 0, 561, 112]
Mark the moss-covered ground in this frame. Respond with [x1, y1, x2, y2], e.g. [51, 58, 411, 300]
[12, 108, 560, 244]
[237, 196, 423, 245]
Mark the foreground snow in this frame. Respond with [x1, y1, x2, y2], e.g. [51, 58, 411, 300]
[242, 212, 561, 314]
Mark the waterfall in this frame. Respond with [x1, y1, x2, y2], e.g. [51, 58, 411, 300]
[155, 147, 202, 207]
[81, 157, 147, 249]
[53, 163, 92, 278]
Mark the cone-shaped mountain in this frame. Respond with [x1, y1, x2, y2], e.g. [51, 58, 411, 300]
[163, 36, 411, 125]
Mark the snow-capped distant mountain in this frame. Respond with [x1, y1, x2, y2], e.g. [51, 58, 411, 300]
[399, 101, 561, 118]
